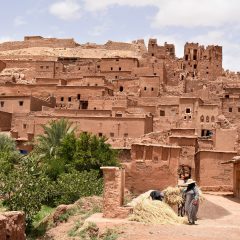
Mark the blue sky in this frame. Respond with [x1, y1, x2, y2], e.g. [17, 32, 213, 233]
[1, 0, 240, 71]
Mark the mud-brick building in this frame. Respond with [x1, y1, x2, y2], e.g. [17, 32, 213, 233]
[10, 110, 153, 152]
[124, 143, 181, 193]
[0, 111, 12, 131]
[195, 150, 236, 191]
[0, 95, 55, 113]
[222, 156, 240, 199]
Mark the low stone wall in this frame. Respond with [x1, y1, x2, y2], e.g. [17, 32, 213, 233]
[0, 211, 25, 240]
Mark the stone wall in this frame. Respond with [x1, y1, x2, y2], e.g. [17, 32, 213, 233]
[195, 151, 236, 191]
[0, 211, 25, 240]
[101, 167, 132, 218]
[0, 37, 77, 51]
[233, 162, 240, 198]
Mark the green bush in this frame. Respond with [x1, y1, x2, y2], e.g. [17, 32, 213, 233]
[0, 156, 51, 228]
[53, 170, 103, 205]
[0, 134, 20, 174]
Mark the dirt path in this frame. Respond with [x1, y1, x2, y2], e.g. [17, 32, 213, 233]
[43, 194, 240, 240]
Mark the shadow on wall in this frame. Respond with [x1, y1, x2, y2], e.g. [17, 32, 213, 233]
[198, 199, 230, 220]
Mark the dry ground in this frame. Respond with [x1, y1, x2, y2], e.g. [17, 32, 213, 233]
[44, 194, 240, 240]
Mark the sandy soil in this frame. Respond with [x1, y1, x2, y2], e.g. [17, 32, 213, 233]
[43, 194, 240, 240]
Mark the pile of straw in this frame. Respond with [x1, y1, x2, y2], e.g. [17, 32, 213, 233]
[128, 190, 185, 224]
[127, 190, 153, 208]
[162, 187, 184, 206]
[128, 198, 185, 224]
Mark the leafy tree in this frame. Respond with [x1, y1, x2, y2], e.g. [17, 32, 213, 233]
[72, 133, 119, 172]
[0, 155, 51, 228]
[35, 118, 75, 160]
[53, 170, 103, 205]
[0, 134, 20, 174]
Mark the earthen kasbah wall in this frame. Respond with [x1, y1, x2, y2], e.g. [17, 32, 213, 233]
[1, 36, 240, 191]
[124, 143, 180, 194]
[0, 36, 78, 51]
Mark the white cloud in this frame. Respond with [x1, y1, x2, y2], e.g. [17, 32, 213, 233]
[84, 0, 158, 11]
[14, 16, 27, 26]
[83, 0, 240, 28]
[49, 0, 81, 21]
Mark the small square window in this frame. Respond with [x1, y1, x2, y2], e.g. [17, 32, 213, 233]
[46, 66, 49, 69]
[40, 66, 44, 69]
[23, 124, 27, 129]
[111, 67, 113, 71]
[160, 110, 165, 116]
[116, 59, 119, 62]
[151, 88, 154, 91]
[229, 107, 232, 112]
[77, 94, 81, 100]
[110, 132, 114, 137]
[238, 108, 240, 113]
[119, 67, 121, 71]
[68, 97, 72, 102]
[186, 108, 191, 114]
[19, 101, 24, 106]
[144, 87, 147, 91]
[98, 133, 103, 137]
[61, 97, 64, 102]
[0, 101, 4, 107]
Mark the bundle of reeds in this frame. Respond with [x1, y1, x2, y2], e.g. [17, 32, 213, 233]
[129, 198, 185, 224]
[162, 187, 184, 206]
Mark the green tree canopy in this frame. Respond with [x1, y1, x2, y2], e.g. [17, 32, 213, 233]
[0, 155, 51, 227]
[0, 134, 20, 174]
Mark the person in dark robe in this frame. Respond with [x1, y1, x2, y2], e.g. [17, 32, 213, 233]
[183, 179, 199, 225]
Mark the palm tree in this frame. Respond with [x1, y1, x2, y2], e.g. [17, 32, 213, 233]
[35, 118, 75, 160]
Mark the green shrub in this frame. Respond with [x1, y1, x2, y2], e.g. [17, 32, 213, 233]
[0, 156, 51, 229]
[53, 170, 103, 205]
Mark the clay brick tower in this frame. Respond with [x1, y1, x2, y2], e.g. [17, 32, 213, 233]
[183, 42, 222, 80]
[148, 39, 175, 59]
